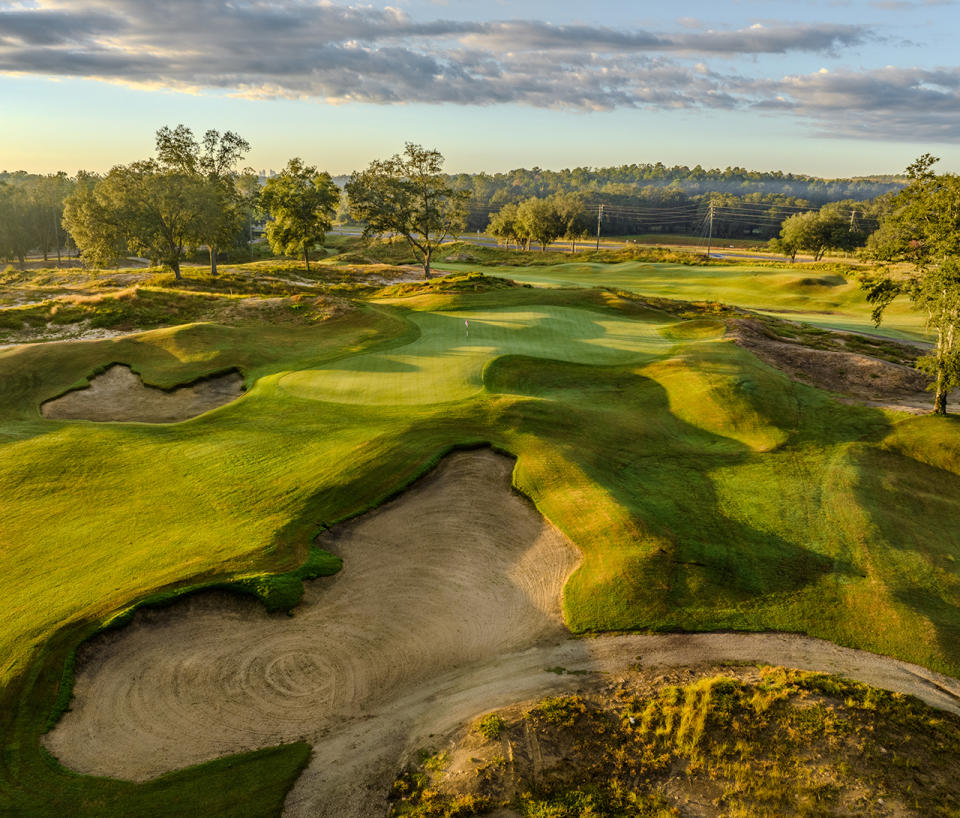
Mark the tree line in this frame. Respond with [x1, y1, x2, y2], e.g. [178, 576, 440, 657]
[0, 172, 75, 267]
[442, 164, 904, 230]
[5, 128, 465, 281]
[4, 145, 909, 271]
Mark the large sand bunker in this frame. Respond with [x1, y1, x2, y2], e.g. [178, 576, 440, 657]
[44, 450, 581, 811]
[44, 450, 960, 817]
[41, 364, 244, 422]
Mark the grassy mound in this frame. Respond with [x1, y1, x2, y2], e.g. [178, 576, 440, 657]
[376, 271, 529, 297]
[391, 667, 960, 817]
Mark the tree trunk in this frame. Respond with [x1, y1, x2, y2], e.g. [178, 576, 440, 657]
[171, 258, 181, 280]
[934, 378, 948, 415]
[17, 253, 25, 270]
[423, 250, 431, 280]
[209, 245, 218, 277]
[304, 246, 310, 272]
[934, 326, 948, 415]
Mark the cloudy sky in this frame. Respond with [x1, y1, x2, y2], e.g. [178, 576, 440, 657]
[1, 0, 958, 176]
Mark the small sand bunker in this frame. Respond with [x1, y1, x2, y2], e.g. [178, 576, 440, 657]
[41, 364, 244, 423]
[44, 450, 581, 787]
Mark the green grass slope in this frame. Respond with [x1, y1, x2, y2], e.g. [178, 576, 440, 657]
[1, 282, 958, 814]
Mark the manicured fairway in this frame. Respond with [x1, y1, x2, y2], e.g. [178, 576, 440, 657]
[2, 281, 960, 816]
[436, 259, 927, 341]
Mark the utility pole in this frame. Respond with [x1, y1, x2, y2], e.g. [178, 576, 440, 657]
[706, 201, 714, 258]
[595, 203, 604, 251]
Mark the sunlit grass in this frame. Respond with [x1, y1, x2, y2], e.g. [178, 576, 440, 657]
[2, 281, 959, 815]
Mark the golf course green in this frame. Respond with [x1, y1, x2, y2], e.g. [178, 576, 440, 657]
[1, 262, 958, 816]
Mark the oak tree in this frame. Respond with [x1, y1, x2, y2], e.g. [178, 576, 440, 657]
[346, 143, 467, 278]
[155, 125, 251, 275]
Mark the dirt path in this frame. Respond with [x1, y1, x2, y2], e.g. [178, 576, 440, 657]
[41, 363, 244, 422]
[43, 450, 960, 817]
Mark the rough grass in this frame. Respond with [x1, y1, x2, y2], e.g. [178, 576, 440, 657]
[390, 667, 960, 817]
[0, 285, 357, 345]
[2, 278, 959, 815]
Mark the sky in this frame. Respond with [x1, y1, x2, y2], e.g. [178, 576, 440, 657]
[0, 0, 958, 178]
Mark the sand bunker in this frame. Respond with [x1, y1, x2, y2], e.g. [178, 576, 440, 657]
[44, 451, 581, 809]
[41, 364, 244, 423]
[43, 450, 960, 817]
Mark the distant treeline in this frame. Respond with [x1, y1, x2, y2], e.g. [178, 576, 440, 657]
[0, 171, 76, 265]
[2, 157, 906, 267]
[340, 163, 906, 238]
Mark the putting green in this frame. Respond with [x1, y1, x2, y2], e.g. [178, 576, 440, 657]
[278, 306, 681, 405]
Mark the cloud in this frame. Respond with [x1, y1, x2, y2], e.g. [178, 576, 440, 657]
[0, 1, 956, 142]
[0, 8, 123, 45]
[867, 0, 954, 9]
[760, 66, 960, 141]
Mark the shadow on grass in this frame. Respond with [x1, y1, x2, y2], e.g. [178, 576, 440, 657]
[486, 355, 890, 630]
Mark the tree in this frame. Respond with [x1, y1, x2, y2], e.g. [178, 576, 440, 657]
[155, 125, 251, 275]
[259, 158, 339, 271]
[63, 161, 212, 278]
[29, 173, 73, 265]
[61, 171, 125, 268]
[0, 182, 33, 267]
[552, 192, 590, 252]
[488, 202, 527, 250]
[773, 208, 859, 261]
[516, 196, 564, 251]
[861, 154, 960, 414]
[346, 143, 467, 278]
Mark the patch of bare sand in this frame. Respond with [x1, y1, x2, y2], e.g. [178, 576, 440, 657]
[41, 363, 244, 423]
[727, 317, 948, 413]
[42, 451, 960, 817]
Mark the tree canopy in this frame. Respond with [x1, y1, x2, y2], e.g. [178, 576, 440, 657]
[259, 158, 339, 271]
[346, 143, 467, 278]
[155, 125, 251, 275]
[769, 206, 866, 261]
[861, 154, 960, 414]
[488, 193, 590, 252]
[0, 173, 75, 267]
[64, 160, 214, 278]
